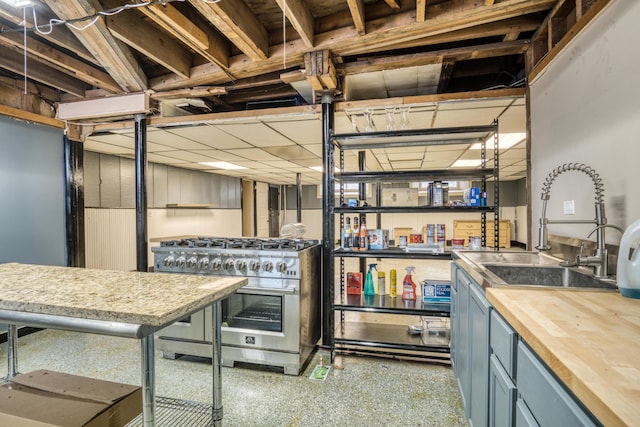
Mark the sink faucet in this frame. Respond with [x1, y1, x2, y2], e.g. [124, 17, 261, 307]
[535, 163, 619, 278]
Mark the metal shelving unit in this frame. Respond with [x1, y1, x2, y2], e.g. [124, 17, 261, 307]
[320, 98, 499, 361]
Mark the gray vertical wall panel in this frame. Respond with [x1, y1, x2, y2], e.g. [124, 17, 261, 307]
[167, 167, 181, 203]
[0, 116, 66, 265]
[120, 157, 135, 208]
[211, 174, 221, 205]
[152, 164, 168, 207]
[99, 154, 121, 207]
[84, 151, 101, 207]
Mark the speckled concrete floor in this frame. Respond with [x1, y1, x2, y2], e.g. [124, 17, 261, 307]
[0, 329, 466, 426]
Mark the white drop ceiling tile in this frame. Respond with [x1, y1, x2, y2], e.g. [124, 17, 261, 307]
[334, 113, 354, 133]
[263, 145, 318, 160]
[406, 110, 435, 129]
[345, 72, 388, 100]
[147, 130, 212, 150]
[155, 150, 214, 162]
[423, 160, 453, 169]
[86, 133, 133, 147]
[425, 151, 461, 161]
[214, 123, 295, 147]
[499, 148, 526, 160]
[190, 150, 246, 162]
[233, 160, 272, 169]
[432, 107, 505, 128]
[84, 141, 133, 156]
[147, 142, 176, 152]
[267, 160, 308, 169]
[427, 144, 470, 152]
[147, 153, 189, 164]
[225, 148, 283, 161]
[167, 125, 252, 149]
[386, 152, 425, 161]
[497, 104, 527, 133]
[391, 160, 422, 169]
[298, 143, 322, 157]
[267, 120, 322, 145]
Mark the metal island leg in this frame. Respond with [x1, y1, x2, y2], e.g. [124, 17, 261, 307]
[6, 324, 19, 379]
[141, 334, 156, 426]
[212, 301, 223, 426]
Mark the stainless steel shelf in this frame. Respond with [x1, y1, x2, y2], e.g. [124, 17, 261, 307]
[336, 168, 495, 182]
[335, 294, 450, 316]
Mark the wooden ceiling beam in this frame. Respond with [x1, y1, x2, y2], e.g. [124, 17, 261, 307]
[0, 46, 89, 98]
[346, 0, 366, 35]
[189, 0, 269, 61]
[150, 86, 227, 99]
[274, 0, 315, 48]
[104, 9, 192, 78]
[150, 0, 552, 91]
[0, 4, 99, 67]
[337, 40, 529, 74]
[42, 0, 147, 92]
[0, 32, 121, 93]
[383, 0, 402, 9]
[416, 0, 427, 22]
[134, 1, 229, 70]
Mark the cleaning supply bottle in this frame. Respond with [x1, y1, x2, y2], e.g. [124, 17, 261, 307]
[341, 217, 352, 249]
[351, 216, 360, 251]
[617, 219, 640, 298]
[364, 263, 377, 296]
[378, 271, 386, 295]
[402, 266, 417, 301]
[389, 269, 397, 297]
[359, 217, 368, 251]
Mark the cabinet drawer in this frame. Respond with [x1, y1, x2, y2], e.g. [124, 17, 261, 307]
[515, 399, 539, 427]
[490, 311, 516, 377]
[517, 341, 599, 427]
[490, 354, 516, 427]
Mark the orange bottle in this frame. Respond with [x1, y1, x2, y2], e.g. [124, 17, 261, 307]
[401, 266, 417, 301]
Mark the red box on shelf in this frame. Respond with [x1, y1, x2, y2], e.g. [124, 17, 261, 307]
[346, 272, 363, 295]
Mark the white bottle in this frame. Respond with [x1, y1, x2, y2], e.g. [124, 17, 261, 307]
[617, 219, 640, 298]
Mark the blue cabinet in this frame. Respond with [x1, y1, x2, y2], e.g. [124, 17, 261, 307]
[451, 263, 491, 426]
[489, 354, 516, 427]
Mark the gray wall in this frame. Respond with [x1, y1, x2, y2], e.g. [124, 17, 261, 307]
[84, 151, 242, 208]
[0, 116, 66, 265]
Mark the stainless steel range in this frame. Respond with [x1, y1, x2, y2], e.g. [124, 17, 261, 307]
[152, 237, 322, 375]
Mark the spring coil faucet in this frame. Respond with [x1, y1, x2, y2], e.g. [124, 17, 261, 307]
[536, 163, 619, 278]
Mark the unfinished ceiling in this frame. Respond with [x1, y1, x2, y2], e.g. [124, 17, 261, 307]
[0, 0, 609, 184]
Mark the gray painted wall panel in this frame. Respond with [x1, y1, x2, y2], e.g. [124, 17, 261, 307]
[120, 157, 135, 208]
[84, 151, 100, 207]
[100, 155, 121, 207]
[0, 116, 66, 265]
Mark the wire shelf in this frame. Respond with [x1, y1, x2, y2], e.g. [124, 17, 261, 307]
[127, 396, 214, 427]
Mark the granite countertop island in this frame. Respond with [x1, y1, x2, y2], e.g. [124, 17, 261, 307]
[0, 262, 247, 331]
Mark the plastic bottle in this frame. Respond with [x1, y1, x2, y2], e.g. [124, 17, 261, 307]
[402, 266, 417, 301]
[341, 217, 352, 249]
[378, 271, 386, 295]
[617, 219, 640, 298]
[359, 217, 368, 251]
[364, 263, 377, 296]
[351, 217, 360, 251]
[389, 269, 397, 297]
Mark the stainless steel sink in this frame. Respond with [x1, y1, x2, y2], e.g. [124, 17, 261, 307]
[482, 264, 617, 290]
[460, 251, 560, 266]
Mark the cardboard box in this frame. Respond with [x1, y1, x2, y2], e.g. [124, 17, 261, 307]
[421, 280, 451, 303]
[346, 272, 363, 295]
[393, 228, 413, 246]
[0, 370, 142, 427]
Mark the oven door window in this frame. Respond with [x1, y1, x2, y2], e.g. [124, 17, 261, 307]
[222, 293, 282, 333]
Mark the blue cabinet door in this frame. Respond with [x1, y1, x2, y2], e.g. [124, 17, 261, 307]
[489, 354, 516, 427]
[469, 282, 491, 427]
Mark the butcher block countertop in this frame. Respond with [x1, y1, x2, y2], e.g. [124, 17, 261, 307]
[487, 287, 640, 427]
[0, 263, 247, 328]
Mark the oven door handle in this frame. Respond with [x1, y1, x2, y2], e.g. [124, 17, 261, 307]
[239, 286, 297, 295]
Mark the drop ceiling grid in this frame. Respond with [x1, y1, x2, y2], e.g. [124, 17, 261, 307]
[214, 123, 297, 147]
[168, 124, 254, 150]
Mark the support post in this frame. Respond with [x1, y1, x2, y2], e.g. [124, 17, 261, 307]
[321, 92, 335, 351]
[135, 114, 148, 272]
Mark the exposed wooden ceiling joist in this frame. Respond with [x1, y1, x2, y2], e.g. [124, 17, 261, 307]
[188, 0, 269, 61]
[135, 1, 229, 70]
[0, 46, 89, 97]
[346, 0, 366, 35]
[42, 0, 147, 92]
[0, 32, 121, 93]
[274, 0, 315, 48]
[105, 9, 192, 79]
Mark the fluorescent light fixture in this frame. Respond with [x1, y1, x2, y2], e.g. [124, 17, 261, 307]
[56, 92, 150, 120]
[0, 0, 33, 7]
[199, 161, 247, 170]
[309, 166, 340, 173]
[452, 159, 482, 168]
[471, 132, 526, 150]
